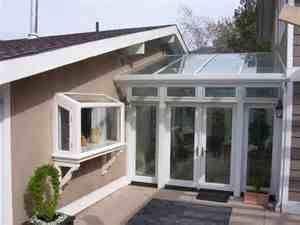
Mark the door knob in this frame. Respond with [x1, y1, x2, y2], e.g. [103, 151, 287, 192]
[201, 147, 205, 157]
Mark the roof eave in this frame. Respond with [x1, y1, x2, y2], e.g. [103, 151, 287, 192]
[0, 25, 187, 85]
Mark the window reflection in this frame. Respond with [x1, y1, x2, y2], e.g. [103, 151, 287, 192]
[170, 107, 195, 180]
[135, 105, 156, 177]
[206, 108, 232, 184]
[247, 108, 273, 189]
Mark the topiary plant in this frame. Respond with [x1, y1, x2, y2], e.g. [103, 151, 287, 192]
[27, 165, 60, 222]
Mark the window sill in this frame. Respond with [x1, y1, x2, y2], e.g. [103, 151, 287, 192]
[52, 142, 126, 165]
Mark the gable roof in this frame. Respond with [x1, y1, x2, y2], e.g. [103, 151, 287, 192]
[0, 25, 174, 62]
[0, 25, 188, 85]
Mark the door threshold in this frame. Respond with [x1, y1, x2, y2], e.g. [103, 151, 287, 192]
[130, 181, 158, 188]
[165, 184, 198, 192]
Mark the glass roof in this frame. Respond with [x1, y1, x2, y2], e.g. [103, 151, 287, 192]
[134, 53, 284, 75]
[66, 93, 116, 103]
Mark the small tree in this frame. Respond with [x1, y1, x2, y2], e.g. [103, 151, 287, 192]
[27, 165, 60, 222]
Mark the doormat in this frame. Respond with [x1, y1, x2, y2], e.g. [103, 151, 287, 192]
[126, 199, 232, 225]
[196, 189, 233, 203]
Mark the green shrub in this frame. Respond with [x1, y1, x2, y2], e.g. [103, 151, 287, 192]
[27, 165, 60, 222]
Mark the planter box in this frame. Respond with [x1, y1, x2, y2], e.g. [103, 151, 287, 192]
[244, 192, 269, 207]
[29, 213, 75, 225]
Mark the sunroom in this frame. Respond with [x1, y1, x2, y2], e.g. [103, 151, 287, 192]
[115, 52, 285, 199]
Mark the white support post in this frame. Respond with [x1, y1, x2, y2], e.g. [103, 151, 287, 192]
[126, 104, 135, 180]
[279, 81, 293, 212]
[233, 87, 244, 197]
[157, 100, 170, 189]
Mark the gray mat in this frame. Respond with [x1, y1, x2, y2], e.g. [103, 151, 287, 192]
[126, 199, 232, 225]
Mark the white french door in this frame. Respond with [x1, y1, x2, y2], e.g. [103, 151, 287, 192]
[196, 104, 235, 191]
[168, 104, 235, 191]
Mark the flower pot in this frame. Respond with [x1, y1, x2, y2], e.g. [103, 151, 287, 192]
[244, 192, 269, 207]
[29, 213, 75, 225]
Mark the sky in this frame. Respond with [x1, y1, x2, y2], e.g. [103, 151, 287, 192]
[0, 0, 240, 38]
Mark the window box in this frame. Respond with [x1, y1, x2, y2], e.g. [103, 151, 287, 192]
[53, 93, 125, 164]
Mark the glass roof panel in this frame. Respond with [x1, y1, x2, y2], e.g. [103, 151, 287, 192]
[241, 53, 284, 73]
[132, 55, 181, 74]
[66, 94, 115, 103]
[159, 54, 212, 74]
[128, 53, 284, 77]
[200, 54, 245, 74]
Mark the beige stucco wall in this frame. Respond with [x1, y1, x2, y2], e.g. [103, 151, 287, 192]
[10, 50, 164, 225]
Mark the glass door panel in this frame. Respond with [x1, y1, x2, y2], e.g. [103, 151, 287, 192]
[170, 107, 195, 180]
[135, 105, 156, 177]
[205, 107, 232, 185]
[246, 108, 273, 189]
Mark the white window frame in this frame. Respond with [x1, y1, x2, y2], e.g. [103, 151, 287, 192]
[130, 102, 159, 184]
[242, 104, 281, 195]
[0, 84, 13, 225]
[53, 93, 126, 165]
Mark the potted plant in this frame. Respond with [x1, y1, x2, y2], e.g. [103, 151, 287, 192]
[244, 173, 269, 207]
[27, 165, 75, 225]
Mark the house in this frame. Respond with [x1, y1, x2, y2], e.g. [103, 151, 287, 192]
[1, 0, 300, 225]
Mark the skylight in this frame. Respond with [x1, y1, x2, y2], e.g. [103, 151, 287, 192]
[134, 53, 285, 76]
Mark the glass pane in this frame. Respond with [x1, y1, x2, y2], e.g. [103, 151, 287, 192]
[242, 53, 284, 73]
[246, 87, 279, 98]
[167, 87, 195, 97]
[206, 108, 232, 184]
[133, 56, 181, 74]
[159, 54, 211, 74]
[205, 87, 236, 97]
[201, 54, 244, 74]
[81, 107, 119, 152]
[132, 87, 158, 97]
[66, 94, 114, 103]
[247, 108, 273, 189]
[170, 107, 195, 180]
[58, 106, 70, 151]
[135, 105, 156, 177]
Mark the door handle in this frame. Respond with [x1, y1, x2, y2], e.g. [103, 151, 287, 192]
[201, 147, 205, 157]
[196, 146, 199, 157]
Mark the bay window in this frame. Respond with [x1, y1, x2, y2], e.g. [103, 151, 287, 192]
[53, 93, 125, 164]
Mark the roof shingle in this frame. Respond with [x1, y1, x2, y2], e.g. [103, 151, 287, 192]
[0, 25, 173, 61]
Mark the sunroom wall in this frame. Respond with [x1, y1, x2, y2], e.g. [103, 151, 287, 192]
[10, 49, 165, 225]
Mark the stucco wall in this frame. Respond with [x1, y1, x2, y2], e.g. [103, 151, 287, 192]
[10, 50, 164, 225]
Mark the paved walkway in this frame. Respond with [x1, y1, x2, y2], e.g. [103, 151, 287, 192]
[75, 185, 300, 225]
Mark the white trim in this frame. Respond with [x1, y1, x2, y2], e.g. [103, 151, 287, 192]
[281, 81, 293, 212]
[58, 176, 130, 216]
[133, 176, 157, 184]
[53, 143, 126, 164]
[0, 26, 188, 85]
[0, 84, 13, 225]
[157, 101, 170, 188]
[115, 74, 285, 86]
